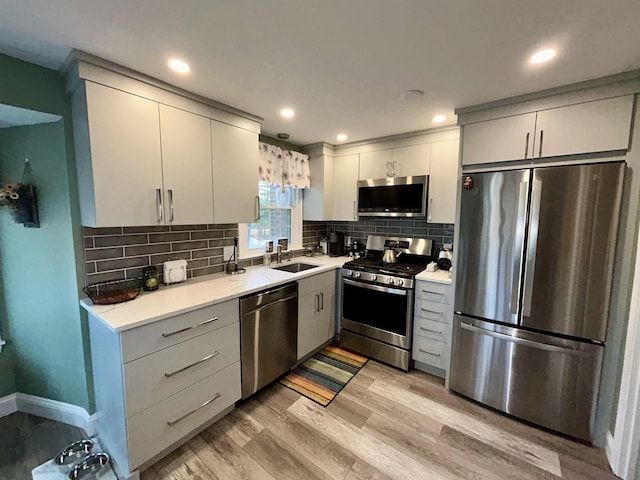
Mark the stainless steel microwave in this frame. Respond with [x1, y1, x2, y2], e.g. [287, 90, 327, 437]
[357, 175, 429, 218]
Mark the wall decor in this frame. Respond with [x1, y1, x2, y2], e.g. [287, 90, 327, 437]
[0, 159, 40, 227]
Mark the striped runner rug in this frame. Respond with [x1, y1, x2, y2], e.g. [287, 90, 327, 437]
[280, 345, 368, 406]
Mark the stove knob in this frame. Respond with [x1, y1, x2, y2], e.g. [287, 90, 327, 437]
[370, 274, 377, 281]
[346, 270, 353, 276]
[355, 271, 361, 278]
[387, 278, 394, 285]
[396, 279, 404, 287]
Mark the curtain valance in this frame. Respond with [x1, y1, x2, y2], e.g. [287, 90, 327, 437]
[258, 142, 310, 190]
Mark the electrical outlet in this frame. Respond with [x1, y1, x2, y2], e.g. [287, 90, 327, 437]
[223, 246, 234, 259]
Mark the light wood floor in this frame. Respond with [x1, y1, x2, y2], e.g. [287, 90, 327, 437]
[141, 361, 618, 480]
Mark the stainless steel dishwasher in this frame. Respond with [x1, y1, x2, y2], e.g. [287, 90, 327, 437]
[240, 282, 298, 399]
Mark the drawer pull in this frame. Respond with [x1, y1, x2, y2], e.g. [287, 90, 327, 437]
[420, 308, 443, 316]
[420, 327, 443, 334]
[422, 290, 444, 297]
[167, 392, 221, 426]
[419, 349, 441, 357]
[164, 351, 220, 378]
[161, 316, 218, 337]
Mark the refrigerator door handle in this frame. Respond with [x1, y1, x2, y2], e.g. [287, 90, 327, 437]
[510, 177, 530, 315]
[523, 178, 543, 318]
[459, 322, 591, 357]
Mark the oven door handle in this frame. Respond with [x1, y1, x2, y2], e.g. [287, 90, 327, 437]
[343, 278, 407, 296]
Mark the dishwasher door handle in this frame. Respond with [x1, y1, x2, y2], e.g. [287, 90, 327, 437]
[244, 294, 298, 315]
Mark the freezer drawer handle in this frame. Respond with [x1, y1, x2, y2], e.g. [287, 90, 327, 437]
[421, 290, 443, 296]
[161, 317, 218, 337]
[421, 308, 443, 316]
[167, 393, 221, 426]
[459, 322, 592, 357]
[420, 327, 443, 334]
[418, 349, 441, 357]
[164, 351, 220, 378]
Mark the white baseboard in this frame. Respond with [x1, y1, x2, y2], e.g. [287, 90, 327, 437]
[605, 430, 619, 476]
[0, 392, 96, 435]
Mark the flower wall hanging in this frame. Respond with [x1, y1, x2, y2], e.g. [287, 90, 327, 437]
[0, 159, 40, 228]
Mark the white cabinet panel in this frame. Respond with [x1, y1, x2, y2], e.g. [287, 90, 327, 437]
[391, 143, 430, 177]
[412, 336, 447, 369]
[159, 105, 213, 225]
[359, 149, 393, 179]
[297, 272, 336, 360]
[211, 121, 259, 223]
[332, 154, 360, 221]
[534, 96, 633, 158]
[83, 82, 163, 226]
[462, 113, 536, 165]
[428, 139, 459, 224]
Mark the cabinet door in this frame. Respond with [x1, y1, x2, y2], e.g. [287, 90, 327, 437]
[534, 96, 633, 158]
[211, 120, 259, 223]
[332, 154, 360, 221]
[297, 285, 336, 360]
[462, 113, 536, 165]
[391, 144, 430, 177]
[428, 139, 459, 224]
[359, 149, 393, 179]
[85, 82, 163, 226]
[159, 105, 213, 225]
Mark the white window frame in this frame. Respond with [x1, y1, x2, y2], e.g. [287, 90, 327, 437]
[238, 184, 303, 259]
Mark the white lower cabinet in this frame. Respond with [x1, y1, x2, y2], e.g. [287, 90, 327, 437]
[412, 279, 453, 379]
[88, 298, 241, 478]
[298, 270, 337, 359]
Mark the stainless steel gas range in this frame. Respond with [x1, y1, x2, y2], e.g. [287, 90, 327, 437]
[339, 235, 432, 370]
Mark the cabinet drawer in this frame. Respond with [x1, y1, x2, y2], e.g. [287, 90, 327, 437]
[298, 270, 336, 297]
[414, 298, 452, 324]
[127, 361, 240, 469]
[121, 299, 239, 363]
[416, 282, 452, 304]
[412, 336, 447, 370]
[124, 322, 240, 417]
[414, 317, 451, 344]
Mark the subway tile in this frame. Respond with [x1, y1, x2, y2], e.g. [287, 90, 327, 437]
[208, 223, 236, 230]
[125, 267, 145, 279]
[191, 230, 223, 240]
[192, 248, 224, 259]
[85, 247, 124, 261]
[125, 243, 171, 257]
[83, 237, 94, 249]
[209, 238, 234, 248]
[123, 225, 170, 234]
[375, 226, 402, 234]
[150, 251, 191, 265]
[171, 240, 208, 252]
[427, 228, 445, 236]
[94, 234, 148, 248]
[96, 256, 149, 272]
[192, 265, 225, 278]
[187, 258, 209, 269]
[170, 224, 208, 232]
[85, 262, 96, 274]
[149, 232, 190, 243]
[209, 255, 225, 266]
[83, 227, 123, 236]
[224, 228, 239, 238]
[85, 270, 125, 285]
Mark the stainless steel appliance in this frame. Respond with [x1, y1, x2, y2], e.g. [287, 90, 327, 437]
[328, 230, 345, 257]
[240, 282, 298, 399]
[357, 175, 429, 218]
[450, 162, 624, 441]
[340, 235, 432, 370]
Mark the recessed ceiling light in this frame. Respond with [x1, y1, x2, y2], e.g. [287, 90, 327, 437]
[280, 108, 295, 119]
[432, 115, 446, 123]
[168, 59, 190, 73]
[337, 134, 348, 142]
[530, 49, 556, 64]
[400, 90, 425, 102]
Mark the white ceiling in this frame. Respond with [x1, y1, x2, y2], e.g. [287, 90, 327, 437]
[0, 1, 639, 145]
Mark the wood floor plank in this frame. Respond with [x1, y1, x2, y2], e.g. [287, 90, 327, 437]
[240, 399, 356, 480]
[343, 459, 392, 480]
[325, 393, 373, 428]
[156, 445, 216, 480]
[192, 428, 275, 480]
[215, 408, 264, 448]
[559, 452, 619, 480]
[288, 397, 447, 480]
[242, 430, 333, 480]
[369, 379, 563, 477]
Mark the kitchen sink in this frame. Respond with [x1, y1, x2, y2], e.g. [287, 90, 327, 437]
[270, 262, 320, 273]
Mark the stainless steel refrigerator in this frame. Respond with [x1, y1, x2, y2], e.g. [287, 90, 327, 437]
[450, 162, 624, 441]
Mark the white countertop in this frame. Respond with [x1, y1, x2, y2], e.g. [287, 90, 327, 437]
[415, 268, 453, 284]
[81, 255, 348, 332]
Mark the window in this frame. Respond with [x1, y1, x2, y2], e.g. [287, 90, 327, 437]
[238, 182, 303, 258]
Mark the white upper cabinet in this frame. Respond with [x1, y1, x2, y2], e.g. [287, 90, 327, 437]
[462, 113, 536, 166]
[332, 154, 360, 221]
[358, 144, 430, 179]
[359, 149, 393, 179]
[533, 97, 633, 158]
[461, 96, 634, 166]
[159, 105, 214, 225]
[428, 139, 459, 224]
[78, 82, 163, 226]
[210, 120, 259, 224]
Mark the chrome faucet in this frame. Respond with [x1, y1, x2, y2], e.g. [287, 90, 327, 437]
[276, 238, 290, 263]
[276, 244, 283, 263]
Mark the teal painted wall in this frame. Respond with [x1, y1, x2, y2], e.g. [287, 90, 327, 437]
[0, 53, 92, 411]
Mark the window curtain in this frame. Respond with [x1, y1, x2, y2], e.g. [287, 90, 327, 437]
[258, 142, 310, 190]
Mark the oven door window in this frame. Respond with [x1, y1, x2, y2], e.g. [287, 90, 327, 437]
[342, 281, 409, 335]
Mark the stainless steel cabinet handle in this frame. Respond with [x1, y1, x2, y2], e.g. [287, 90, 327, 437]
[420, 308, 442, 316]
[386, 162, 392, 177]
[538, 130, 544, 157]
[353, 201, 357, 220]
[421, 290, 443, 296]
[420, 327, 443, 334]
[168, 189, 174, 222]
[320, 292, 324, 310]
[418, 349, 441, 357]
[255, 195, 260, 221]
[161, 317, 218, 337]
[156, 188, 163, 222]
[428, 198, 433, 222]
[524, 132, 530, 159]
[164, 351, 220, 377]
[393, 161, 399, 176]
[314, 293, 319, 313]
[167, 393, 221, 426]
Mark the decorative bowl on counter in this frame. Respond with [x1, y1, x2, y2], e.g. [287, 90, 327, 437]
[83, 278, 143, 305]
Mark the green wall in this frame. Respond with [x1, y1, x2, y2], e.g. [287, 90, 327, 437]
[0, 53, 92, 411]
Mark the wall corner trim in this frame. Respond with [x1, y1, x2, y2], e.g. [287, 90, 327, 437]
[605, 430, 618, 473]
[0, 392, 96, 435]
